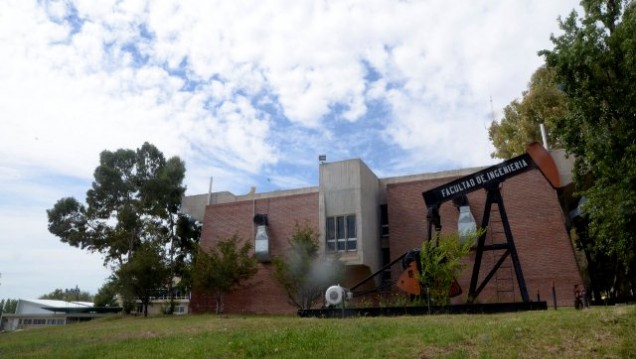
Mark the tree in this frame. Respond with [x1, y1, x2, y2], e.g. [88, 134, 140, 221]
[488, 66, 569, 159]
[163, 214, 201, 314]
[194, 235, 258, 314]
[540, 0, 636, 297]
[272, 224, 344, 310]
[94, 279, 120, 307]
[1, 299, 18, 314]
[47, 142, 187, 266]
[115, 241, 169, 317]
[419, 231, 480, 305]
[47, 143, 200, 311]
[39, 286, 93, 302]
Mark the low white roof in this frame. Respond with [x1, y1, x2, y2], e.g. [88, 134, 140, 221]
[21, 299, 94, 308]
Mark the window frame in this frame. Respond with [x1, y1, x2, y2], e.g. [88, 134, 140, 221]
[326, 214, 357, 252]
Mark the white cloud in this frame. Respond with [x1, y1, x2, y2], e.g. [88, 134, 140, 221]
[0, 206, 111, 299]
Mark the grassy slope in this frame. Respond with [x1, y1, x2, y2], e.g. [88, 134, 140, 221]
[0, 306, 634, 359]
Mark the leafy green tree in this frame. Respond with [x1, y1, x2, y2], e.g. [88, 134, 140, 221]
[47, 142, 187, 265]
[94, 279, 120, 307]
[540, 0, 636, 297]
[115, 240, 170, 317]
[420, 231, 481, 305]
[194, 235, 258, 314]
[273, 224, 345, 310]
[1, 299, 18, 314]
[488, 66, 569, 159]
[163, 214, 201, 314]
[47, 142, 200, 311]
[39, 286, 93, 302]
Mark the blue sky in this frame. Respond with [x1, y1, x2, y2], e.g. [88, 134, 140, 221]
[0, 0, 580, 300]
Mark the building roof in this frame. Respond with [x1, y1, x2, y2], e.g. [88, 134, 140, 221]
[20, 299, 94, 308]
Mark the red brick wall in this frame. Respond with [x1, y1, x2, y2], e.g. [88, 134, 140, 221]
[192, 168, 583, 313]
[386, 169, 583, 307]
[190, 192, 319, 314]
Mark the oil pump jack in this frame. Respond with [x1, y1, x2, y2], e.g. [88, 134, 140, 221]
[334, 142, 561, 307]
[419, 142, 561, 303]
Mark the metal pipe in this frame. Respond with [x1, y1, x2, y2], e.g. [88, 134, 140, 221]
[207, 177, 213, 205]
[349, 252, 408, 292]
[540, 123, 549, 150]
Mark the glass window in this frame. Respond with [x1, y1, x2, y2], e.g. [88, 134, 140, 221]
[326, 214, 356, 252]
[326, 217, 336, 251]
[336, 216, 345, 239]
[337, 240, 346, 251]
[346, 215, 356, 239]
[327, 217, 335, 240]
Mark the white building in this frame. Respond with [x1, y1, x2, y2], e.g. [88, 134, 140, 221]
[0, 299, 118, 331]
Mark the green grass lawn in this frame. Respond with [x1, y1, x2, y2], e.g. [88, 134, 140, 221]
[1, 306, 634, 358]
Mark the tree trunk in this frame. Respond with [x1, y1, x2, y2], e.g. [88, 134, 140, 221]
[215, 294, 224, 314]
[143, 298, 149, 317]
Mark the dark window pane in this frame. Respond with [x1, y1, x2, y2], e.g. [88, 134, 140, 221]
[347, 215, 356, 238]
[327, 241, 335, 252]
[336, 216, 345, 240]
[327, 217, 335, 240]
[337, 240, 346, 251]
[382, 248, 391, 264]
[380, 204, 388, 225]
[347, 239, 357, 251]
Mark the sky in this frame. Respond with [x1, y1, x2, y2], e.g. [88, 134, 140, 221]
[0, 0, 581, 300]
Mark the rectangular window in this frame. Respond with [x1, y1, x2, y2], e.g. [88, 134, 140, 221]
[326, 214, 356, 252]
[326, 217, 336, 252]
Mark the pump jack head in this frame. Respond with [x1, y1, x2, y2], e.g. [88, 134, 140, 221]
[525, 142, 560, 188]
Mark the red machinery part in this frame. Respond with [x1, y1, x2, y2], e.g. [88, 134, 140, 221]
[525, 142, 561, 188]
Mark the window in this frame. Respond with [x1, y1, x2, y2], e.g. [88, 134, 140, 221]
[327, 214, 356, 252]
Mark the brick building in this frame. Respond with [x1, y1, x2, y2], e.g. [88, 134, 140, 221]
[185, 152, 582, 314]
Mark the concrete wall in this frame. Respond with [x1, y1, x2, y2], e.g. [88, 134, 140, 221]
[318, 159, 381, 274]
[358, 160, 381, 279]
[550, 148, 575, 187]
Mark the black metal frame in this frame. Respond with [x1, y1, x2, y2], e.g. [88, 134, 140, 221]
[467, 183, 529, 303]
[298, 301, 546, 318]
[349, 151, 543, 304]
[423, 152, 537, 304]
